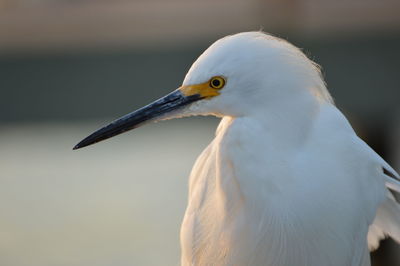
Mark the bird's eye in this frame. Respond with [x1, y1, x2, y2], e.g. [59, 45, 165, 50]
[209, 76, 226, 89]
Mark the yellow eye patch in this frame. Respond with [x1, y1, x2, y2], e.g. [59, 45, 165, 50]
[179, 76, 226, 99]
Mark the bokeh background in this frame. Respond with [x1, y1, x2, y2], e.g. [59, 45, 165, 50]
[1, 0, 400, 265]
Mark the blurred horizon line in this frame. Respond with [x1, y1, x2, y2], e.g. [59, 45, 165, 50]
[1, 0, 400, 55]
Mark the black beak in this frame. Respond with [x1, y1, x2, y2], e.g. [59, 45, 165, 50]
[73, 89, 201, 150]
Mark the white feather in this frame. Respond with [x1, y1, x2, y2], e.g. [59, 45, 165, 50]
[177, 32, 399, 265]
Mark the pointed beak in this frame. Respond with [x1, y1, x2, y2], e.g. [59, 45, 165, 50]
[73, 89, 202, 150]
[73, 77, 223, 150]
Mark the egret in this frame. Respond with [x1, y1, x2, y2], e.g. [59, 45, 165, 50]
[74, 32, 400, 266]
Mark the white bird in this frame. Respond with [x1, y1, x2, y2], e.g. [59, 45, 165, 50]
[74, 32, 400, 266]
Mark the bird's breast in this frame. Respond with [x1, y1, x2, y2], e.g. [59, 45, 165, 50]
[181, 118, 305, 265]
[181, 115, 372, 266]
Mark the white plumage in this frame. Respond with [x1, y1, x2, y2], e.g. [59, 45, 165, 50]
[177, 32, 400, 266]
[75, 31, 400, 266]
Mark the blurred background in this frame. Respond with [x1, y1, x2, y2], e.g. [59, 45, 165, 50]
[1, 0, 400, 265]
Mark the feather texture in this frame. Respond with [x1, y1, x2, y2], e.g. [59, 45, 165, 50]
[178, 32, 399, 265]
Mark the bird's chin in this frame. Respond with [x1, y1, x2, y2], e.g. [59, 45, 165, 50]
[152, 106, 195, 122]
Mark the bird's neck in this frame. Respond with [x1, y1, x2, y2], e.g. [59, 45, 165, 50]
[211, 92, 325, 214]
[223, 92, 322, 151]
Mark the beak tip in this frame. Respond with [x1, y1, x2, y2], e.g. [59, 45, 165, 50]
[73, 140, 89, 150]
[72, 144, 81, 150]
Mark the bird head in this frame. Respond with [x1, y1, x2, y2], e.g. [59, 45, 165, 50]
[74, 32, 331, 150]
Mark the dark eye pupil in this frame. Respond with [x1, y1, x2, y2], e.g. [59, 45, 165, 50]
[212, 79, 221, 87]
